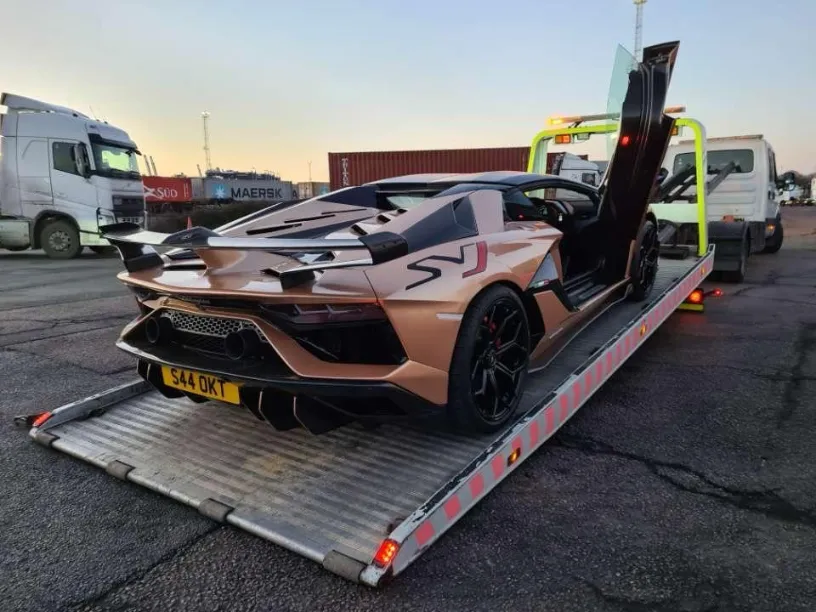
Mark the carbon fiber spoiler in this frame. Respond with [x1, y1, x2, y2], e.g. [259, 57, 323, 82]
[101, 223, 409, 283]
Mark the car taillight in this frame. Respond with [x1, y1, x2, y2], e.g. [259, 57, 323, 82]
[275, 303, 387, 325]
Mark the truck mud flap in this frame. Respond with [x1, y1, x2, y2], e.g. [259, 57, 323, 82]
[708, 221, 747, 271]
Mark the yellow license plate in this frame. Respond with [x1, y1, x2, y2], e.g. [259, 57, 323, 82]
[161, 366, 241, 405]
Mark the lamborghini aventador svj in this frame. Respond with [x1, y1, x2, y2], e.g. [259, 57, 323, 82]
[104, 40, 679, 435]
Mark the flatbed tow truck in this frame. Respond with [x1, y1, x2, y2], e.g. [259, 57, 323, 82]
[17, 107, 719, 586]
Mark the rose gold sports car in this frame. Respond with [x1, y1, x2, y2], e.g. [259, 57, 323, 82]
[104, 41, 679, 435]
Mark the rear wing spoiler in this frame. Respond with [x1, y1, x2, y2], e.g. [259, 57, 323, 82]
[100, 223, 409, 284]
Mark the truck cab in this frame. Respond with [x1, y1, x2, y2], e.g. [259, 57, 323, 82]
[551, 152, 602, 186]
[0, 93, 145, 258]
[659, 134, 785, 280]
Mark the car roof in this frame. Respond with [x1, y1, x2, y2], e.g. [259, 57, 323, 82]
[365, 171, 563, 189]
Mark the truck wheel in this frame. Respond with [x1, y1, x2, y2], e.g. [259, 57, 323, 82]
[40, 219, 82, 259]
[627, 218, 660, 302]
[762, 216, 784, 254]
[723, 236, 749, 283]
[447, 285, 530, 434]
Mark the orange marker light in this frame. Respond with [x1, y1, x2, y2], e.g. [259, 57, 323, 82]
[639, 323, 648, 336]
[374, 539, 400, 567]
[508, 448, 522, 466]
[555, 134, 572, 145]
[688, 289, 704, 304]
[32, 412, 52, 428]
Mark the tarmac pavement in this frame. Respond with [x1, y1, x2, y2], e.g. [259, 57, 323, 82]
[1, 209, 815, 612]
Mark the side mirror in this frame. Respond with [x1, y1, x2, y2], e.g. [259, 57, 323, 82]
[73, 144, 91, 178]
[655, 167, 669, 185]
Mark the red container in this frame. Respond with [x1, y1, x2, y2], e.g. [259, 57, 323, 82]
[143, 176, 193, 203]
[327, 148, 588, 191]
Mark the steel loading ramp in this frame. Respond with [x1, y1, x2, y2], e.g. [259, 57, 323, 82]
[28, 254, 713, 586]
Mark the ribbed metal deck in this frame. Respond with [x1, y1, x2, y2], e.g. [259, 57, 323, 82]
[35, 258, 701, 572]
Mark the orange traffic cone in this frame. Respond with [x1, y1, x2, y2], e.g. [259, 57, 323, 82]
[186, 216, 192, 229]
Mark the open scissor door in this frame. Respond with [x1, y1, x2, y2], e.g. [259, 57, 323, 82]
[598, 41, 680, 281]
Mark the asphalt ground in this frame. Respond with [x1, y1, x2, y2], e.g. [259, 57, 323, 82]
[1, 208, 816, 612]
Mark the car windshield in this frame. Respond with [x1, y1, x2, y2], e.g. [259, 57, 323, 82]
[91, 142, 141, 179]
[383, 194, 434, 209]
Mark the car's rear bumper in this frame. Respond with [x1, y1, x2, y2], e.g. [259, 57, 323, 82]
[119, 338, 443, 427]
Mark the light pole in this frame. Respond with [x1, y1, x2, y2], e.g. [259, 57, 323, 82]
[633, 0, 647, 62]
[201, 111, 212, 171]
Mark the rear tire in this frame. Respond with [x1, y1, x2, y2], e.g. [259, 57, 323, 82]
[447, 285, 531, 434]
[40, 219, 82, 259]
[627, 218, 660, 302]
[762, 215, 784, 254]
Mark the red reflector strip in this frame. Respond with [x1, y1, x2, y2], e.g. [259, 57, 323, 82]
[443, 495, 461, 520]
[491, 454, 505, 479]
[415, 521, 435, 547]
[469, 473, 485, 497]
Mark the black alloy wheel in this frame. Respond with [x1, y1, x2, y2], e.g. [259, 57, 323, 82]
[628, 218, 660, 302]
[447, 285, 530, 433]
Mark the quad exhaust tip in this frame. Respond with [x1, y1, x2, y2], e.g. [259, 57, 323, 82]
[224, 328, 261, 360]
[145, 315, 174, 345]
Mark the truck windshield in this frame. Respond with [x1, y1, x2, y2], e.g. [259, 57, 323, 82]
[674, 149, 754, 175]
[91, 142, 141, 179]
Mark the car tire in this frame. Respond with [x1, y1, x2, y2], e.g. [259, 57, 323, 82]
[447, 284, 531, 434]
[762, 215, 784, 254]
[40, 219, 82, 259]
[627, 218, 660, 302]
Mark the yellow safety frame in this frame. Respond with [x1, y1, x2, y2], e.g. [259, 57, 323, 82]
[527, 116, 709, 257]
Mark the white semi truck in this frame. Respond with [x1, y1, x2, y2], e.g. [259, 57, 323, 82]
[0, 93, 145, 258]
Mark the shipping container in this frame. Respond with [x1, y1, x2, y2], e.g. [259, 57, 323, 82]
[203, 178, 294, 202]
[295, 181, 331, 199]
[142, 176, 193, 203]
[190, 177, 205, 201]
[327, 148, 588, 191]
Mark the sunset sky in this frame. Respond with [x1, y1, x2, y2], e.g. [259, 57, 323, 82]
[4, 0, 814, 181]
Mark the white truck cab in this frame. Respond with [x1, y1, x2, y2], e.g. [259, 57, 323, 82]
[0, 93, 145, 258]
[658, 134, 784, 281]
[551, 152, 602, 186]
